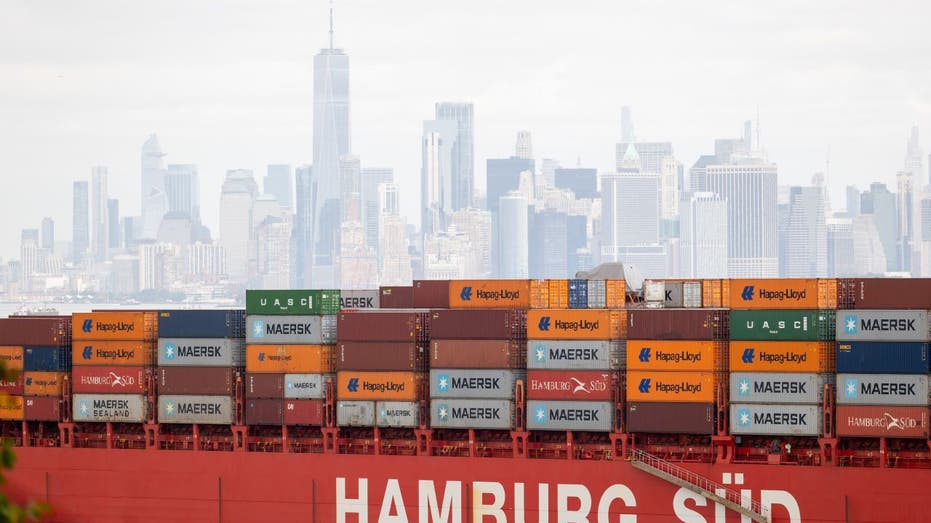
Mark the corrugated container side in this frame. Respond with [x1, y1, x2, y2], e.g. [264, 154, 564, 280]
[836, 374, 930, 406]
[530, 280, 550, 309]
[0, 318, 71, 346]
[527, 340, 624, 370]
[430, 340, 525, 369]
[526, 400, 613, 431]
[729, 373, 827, 404]
[0, 374, 24, 395]
[23, 371, 64, 396]
[379, 286, 413, 309]
[377, 401, 420, 428]
[245, 399, 284, 425]
[337, 401, 376, 427]
[284, 399, 325, 425]
[24, 396, 61, 422]
[0, 396, 24, 420]
[246, 374, 285, 399]
[413, 280, 450, 309]
[625, 340, 725, 371]
[644, 281, 666, 303]
[284, 374, 325, 399]
[429, 369, 523, 399]
[245, 289, 341, 315]
[448, 280, 531, 309]
[586, 280, 607, 309]
[528, 310, 625, 340]
[835, 405, 929, 438]
[337, 312, 429, 343]
[605, 280, 626, 309]
[730, 310, 835, 341]
[626, 402, 715, 434]
[245, 344, 333, 374]
[664, 282, 684, 308]
[430, 399, 513, 429]
[158, 367, 235, 396]
[0, 346, 24, 370]
[625, 371, 722, 403]
[72, 366, 146, 394]
[158, 395, 234, 424]
[702, 279, 724, 308]
[836, 342, 930, 374]
[526, 370, 615, 400]
[430, 309, 526, 340]
[838, 278, 931, 309]
[683, 282, 702, 308]
[72, 341, 155, 366]
[728, 341, 835, 373]
[157, 338, 245, 367]
[548, 280, 569, 309]
[246, 315, 337, 344]
[72, 394, 146, 423]
[336, 371, 421, 401]
[836, 310, 930, 342]
[728, 278, 835, 310]
[336, 342, 426, 372]
[157, 310, 246, 338]
[339, 290, 380, 310]
[23, 346, 71, 371]
[72, 311, 157, 341]
[626, 309, 728, 340]
[730, 404, 822, 436]
[568, 279, 589, 309]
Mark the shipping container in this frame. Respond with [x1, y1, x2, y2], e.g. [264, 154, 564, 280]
[377, 401, 420, 428]
[412, 280, 450, 309]
[430, 309, 526, 340]
[429, 369, 522, 399]
[728, 341, 834, 373]
[379, 286, 413, 309]
[626, 309, 728, 340]
[337, 401, 375, 426]
[702, 279, 724, 308]
[72, 394, 146, 423]
[530, 280, 550, 309]
[836, 374, 930, 406]
[729, 373, 827, 404]
[835, 405, 929, 438]
[625, 340, 725, 371]
[837, 278, 931, 309]
[23, 371, 64, 396]
[528, 310, 625, 340]
[625, 371, 720, 403]
[526, 370, 615, 401]
[157, 338, 245, 367]
[0, 346, 24, 370]
[336, 371, 421, 401]
[245, 344, 333, 374]
[158, 367, 235, 396]
[284, 399, 324, 426]
[245, 399, 283, 425]
[336, 342, 425, 372]
[337, 312, 429, 343]
[626, 402, 715, 434]
[548, 279, 569, 309]
[605, 279, 626, 309]
[430, 340, 524, 369]
[586, 280, 607, 309]
[836, 342, 930, 374]
[568, 279, 589, 309]
[836, 310, 930, 342]
[157, 309, 246, 338]
[728, 278, 836, 310]
[0, 373, 23, 395]
[23, 346, 71, 371]
[339, 290, 380, 310]
[644, 280, 703, 308]
[284, 374, 325, 399]
[24, 396, 61, 422]
[245, 289, 340, 316]
[0, 317, 70, 346]
[448, 280, 531, 309]
[430, 399, 513, 430]
[730, 310, 835, 341]
[729, 404, 822, 436]
[72, 340, 155, 366]
[158, 395, 234, 424]
[527, 340, 624, 370]
[246, 374, 285, 399]
[526, 400, 613, 432]
[72, 311, 157, 341]
[72, 366, 146, 394]
[245, 315, 336, 344]
[0, 395, 24, 420]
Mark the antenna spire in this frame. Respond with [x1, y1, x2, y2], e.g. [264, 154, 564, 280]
[329, 0, 334, 49]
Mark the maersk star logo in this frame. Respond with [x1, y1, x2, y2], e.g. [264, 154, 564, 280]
[535, 406, 547, 423]
[534, 345, 546, 362]
[252, 320, 266, 338]
[737, 408, 752, 426]
[164, 402, 175, 416]
[845, 378, 858, 398]
[437, 404, 449, 421]
[437, 374, 450, 392]
[380, 408, 387, 419]
[845, 315, 858, 334]
[738, 378, 751, 396]
[79, 401, 89, 416]
[164, 343, 176, 360]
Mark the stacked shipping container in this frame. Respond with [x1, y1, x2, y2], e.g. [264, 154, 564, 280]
[0, 317, 71, 423]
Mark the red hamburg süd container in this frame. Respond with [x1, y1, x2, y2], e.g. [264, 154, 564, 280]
[838, 278, 931, 309]
[0, 318, 71, 346]
[336, 342, 426, 371]
[71, 366, 146, 394]
[337, 312, 429, 342]
[430, 340, 525, 369]
[158, 367, 235, 395]
[245, 399, 284, 425]
[284, 399, 324, 426]
[24, 396, 61, 421]
[0, 374, 24, 395]
[526, 370, 615, 401]
[835, 405, 929, 438]
[430, 310, 526, 340]
[379, 286, 413, 309]
[246, 374, 285, 399]
[413, 280, 450, 308]
[626, 309, 729, 340]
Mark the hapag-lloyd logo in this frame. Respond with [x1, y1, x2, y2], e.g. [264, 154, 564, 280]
[742, 284, 808, 302]
[92, 321, 136, 334]
[459, 285, 521, 302]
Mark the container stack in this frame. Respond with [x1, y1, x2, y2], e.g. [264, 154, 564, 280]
[0, 317, 71, 424]
[625, 308, 727, 434]
[726, 279, 835, 438]
[244, 290, 339, 427]
[71, 312, 157, 424]
[156, 310, 245, 426]
[642, 280, 703, 309]
[336, 311, 428, 428]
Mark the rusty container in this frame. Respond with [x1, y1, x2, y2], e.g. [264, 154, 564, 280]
[430, 340, 525, 369]
[626, 309, 729, 340]
[158, 367, 236, 395]
[335, 342, 427, 371]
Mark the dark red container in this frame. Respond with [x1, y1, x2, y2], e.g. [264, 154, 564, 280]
[379, 286, 414, 309]
[0, 317, 71, 346]
[626, 402, 715, 434]
[284, 399, 325, 426]
[836, 405, 929, 438]
[0, 374, 23, 395]
[337, 312, 429, 342]
[626, 309, 728, 340]
[413, 280, 450, 308]
[430, 340, 525, 369]
[72, 366, 146, 394]
[336, 342, 425, 371]
[838, 278, 931, 309]
[158, 367, 235, 395]
[430, 310, 526, 340]
[245, 399, 284, 425]
[246, 374, 285, 399]
[24, 396, 61, 421]
[526, 370, 615, 401]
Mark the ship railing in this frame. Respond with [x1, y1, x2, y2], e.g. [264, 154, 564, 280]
[628, 449, 769, 522]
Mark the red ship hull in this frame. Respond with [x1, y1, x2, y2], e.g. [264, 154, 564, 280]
[6, 447, 931, 523]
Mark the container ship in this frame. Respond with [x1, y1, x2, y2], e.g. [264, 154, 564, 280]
[2, 277, 931, 522]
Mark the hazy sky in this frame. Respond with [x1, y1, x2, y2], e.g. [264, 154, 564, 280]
[2, 0, 930, 260]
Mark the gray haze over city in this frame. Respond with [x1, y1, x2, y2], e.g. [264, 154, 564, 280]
[2, 0, 931, 301]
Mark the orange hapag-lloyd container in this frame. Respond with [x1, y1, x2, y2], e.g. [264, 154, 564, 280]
[0, 395, 24, 420]
[726, 279, 837, 310]
[605, 280, 626, 309]
[246, 345, 333, 374]
[702, 280, 724, 308]
[528, 310, 626, 340]
[24, 372, 65, 396]
[728, 341, 835, 373]
[626, 340, 725, 371]
[548, 280, 569, 309]
[336, 371, 421, 401]
[72, 341, 155, 366]
[0, 346, 24, 371]
[448, 280, 531, 309]
[72, 311, 158, 341]
[625, 371, 719, 403]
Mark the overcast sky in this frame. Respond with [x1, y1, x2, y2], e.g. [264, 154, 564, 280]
[2, 0, 930, 260]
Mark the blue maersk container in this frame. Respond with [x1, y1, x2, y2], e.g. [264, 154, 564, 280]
[836, 342, 930, 374]
[24, 346, 72, 371]
[568, 279, 589, 309]
[158, 310, 246, 338]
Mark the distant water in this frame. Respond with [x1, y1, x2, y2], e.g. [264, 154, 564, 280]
[0, 302, 232, 319]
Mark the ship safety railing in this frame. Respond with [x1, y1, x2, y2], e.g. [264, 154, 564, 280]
[628, 449, 770, 523]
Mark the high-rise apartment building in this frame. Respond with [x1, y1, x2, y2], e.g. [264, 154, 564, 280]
[435, 102, 474, 209]
[91, 166, 109, 263]
[140, 134, 168, 240]
[219, 170, 258, 281]
[264, 164, 294, 212]
[72, 181, 89, 264]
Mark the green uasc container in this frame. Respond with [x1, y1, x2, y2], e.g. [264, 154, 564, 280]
[730, 310, 836, 341]
[246, 289, 341, 315]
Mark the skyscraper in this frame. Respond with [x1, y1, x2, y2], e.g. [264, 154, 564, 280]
[361, 167, 393, 252]
[486, 157, 534, 215]
[339, 154, 362, 222]
[107, 199, 121, 249]
[515, 130, 533, 160]
[378, 182, 412, 285]
[600, 171, 660, 252]
[91, 166, 109, 262]
[784, 184, 828, 277]
[860, 182, 898, 272]
[140, 134, 168, 240]
[897, 170, 920, 274]
[680, 192, 728, 278]
[422, 120, 458, 236]
[554, 168, 598, 199]
[435, 102, 474, 209]
[621, 106, 635, 143]
[615, 142, 673, 174]
[264, 165, 294, 211]
[498, 192, 529, 278]
[41, 218, 54, 251]
[20, 229, 39, 286]
[165, 164, 200, 224]
[219, 170, 258, 281]
[294, 165, 313, 286]
[72, 181, 89, 264]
